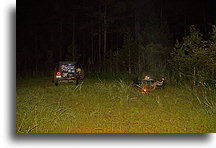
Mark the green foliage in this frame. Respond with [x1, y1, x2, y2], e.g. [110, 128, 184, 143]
[117, 32, 140, 73]
[169, 25, 215, 86]
[113, 30, 170, 77]
[183, 25, 202, 47]
[144, 42, 168, 75]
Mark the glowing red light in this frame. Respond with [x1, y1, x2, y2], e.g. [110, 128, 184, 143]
[56, 72, 61, 75]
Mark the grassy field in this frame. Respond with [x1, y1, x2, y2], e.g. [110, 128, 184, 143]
[16, 76, 215, 133]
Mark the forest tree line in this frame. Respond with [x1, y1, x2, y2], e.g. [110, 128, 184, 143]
[17, 0, 215, 86]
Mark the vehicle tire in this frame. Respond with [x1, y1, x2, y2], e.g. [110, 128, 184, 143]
[80, 70, 84, 79]
[75, 79, 79, 85]
[55, 81, 60, 86]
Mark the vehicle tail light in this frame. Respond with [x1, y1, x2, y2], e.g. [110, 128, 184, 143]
[56, 72, 61, 75]
[76, 68, 81, 72]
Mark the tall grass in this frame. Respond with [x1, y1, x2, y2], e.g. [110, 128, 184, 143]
[16, 77, 215, 133]
[179, 82, 215, 116]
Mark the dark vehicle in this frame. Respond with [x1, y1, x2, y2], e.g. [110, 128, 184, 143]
[53, 61, 84, 86]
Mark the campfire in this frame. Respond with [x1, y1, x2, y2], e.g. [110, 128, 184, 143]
[139, 88, 150, 94]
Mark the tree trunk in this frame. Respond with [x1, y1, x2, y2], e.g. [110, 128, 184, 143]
[214, 31, 216, 90]
[193, 65, 196, 87]
[34, 31, 38, 76]
[72, 15, 75, 61]
[138, 50, 141, 73]
[179, 63, 182, 81]
[203, 8, 207, 39]
[160, 7, 163, 25]
[116, 33, 119, 50]
[160, 0, 163, 26]
[134, 15, 140, 39]
[59, 20, 63, 61]
[98, 26, 102, 72]
[73, 15, 75, 43]
[91, 26, 94, 71]
[184, 15, 187, 36]
[128, 48, 131, 74]
[103, 4, 107, 71]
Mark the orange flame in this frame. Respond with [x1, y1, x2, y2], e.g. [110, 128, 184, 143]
[139, 88, 149, 94]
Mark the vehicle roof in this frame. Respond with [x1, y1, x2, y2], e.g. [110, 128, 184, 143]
[59, 61, 76, 65]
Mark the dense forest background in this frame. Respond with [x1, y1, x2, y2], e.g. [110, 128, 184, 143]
[17, 0, 215, 86]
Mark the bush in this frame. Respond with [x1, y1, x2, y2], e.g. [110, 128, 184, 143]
[169, 25, 215, 87]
